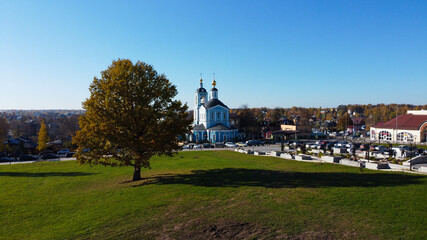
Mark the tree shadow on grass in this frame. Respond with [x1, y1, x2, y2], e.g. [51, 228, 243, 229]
[134, 168, 425, 189]
[0, 172, 98, 177]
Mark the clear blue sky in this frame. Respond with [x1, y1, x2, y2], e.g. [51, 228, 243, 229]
[1, 0, 426, 110]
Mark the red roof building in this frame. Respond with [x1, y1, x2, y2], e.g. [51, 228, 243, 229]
[370, 110, 427, 143]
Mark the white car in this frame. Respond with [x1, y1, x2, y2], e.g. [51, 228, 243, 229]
[225, 142, 236, 148]
[193, 144, 202, 149]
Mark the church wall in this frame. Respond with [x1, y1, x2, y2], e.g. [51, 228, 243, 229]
[198, 106, 207, 127]
[206, 106, 230, 128]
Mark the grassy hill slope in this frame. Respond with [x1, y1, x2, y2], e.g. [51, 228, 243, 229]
[1, 151, 426, 239]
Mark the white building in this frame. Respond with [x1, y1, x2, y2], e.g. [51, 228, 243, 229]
[190, 77, 238, 143]
[370, 110, 427, 143]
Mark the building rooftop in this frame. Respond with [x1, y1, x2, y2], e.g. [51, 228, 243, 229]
[208, 124, 230, 130]
[193, 124, 206, 131]
[205, 99, 229, 109]
[373, 114, 427, 130]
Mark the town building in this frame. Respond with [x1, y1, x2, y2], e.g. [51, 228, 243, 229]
[370, 110, 427, 143]
[190, 77, 238, 143]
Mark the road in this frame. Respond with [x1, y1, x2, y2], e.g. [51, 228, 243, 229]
[0, 157, 76, 165]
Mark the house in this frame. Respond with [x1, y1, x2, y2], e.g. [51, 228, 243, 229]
[370, 110, 427, 143]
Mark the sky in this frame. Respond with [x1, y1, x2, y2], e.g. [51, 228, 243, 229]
[0, 0, 426, 110]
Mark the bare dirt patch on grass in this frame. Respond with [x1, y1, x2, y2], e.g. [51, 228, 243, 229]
[160, 219, 346, 240]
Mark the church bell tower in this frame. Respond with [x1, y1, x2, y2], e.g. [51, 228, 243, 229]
[194, 77, 207, 125]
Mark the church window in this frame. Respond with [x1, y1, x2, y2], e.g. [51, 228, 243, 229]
[217, 112, 220, 120]
[211, 112, 214, 120]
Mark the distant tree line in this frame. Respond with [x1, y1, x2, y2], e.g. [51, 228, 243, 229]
[0, 104, 425, 151]
[230, 104, 427, 137]
[0, 111, 81, 152]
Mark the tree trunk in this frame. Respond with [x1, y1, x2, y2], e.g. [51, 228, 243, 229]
[132, 166, 141, 181]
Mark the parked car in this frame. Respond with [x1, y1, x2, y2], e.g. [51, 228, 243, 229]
[369, 145, 378, 151]
[236, 142, 248, 147]
[0, 157, 13, 162]
[57, 149, 70, 155]
[203, 143, 214, 148]
[215, 143, 225, 148]
[393, 145, 410, 151]
[182, 144, 191, 149]
[359, 144, 368, 151]
[352, 143, 361, 149]
[326, 141, 337, 150]
[19, 154, 38, 161]
[193, 144, 202, 149]
[41, 153, 59, 160]
[374, 145, 386, 152]
[416, 148, 424, 155]
[65, 152, 76, 158]
[316, 141, 327, 149]
[309, 144, 318, 149]
[225, 142, 236, 148]
[246, 140, 258, 146]
[381, 149, 395, 155]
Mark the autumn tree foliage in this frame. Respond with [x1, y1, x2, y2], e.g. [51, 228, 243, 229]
[337, 112, 353, 131]
[37, 120, 49, 151]
[73, 59, 191, 181]
[0, 117, 9, 151]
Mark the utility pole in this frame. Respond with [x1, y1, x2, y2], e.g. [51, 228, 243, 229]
[395, 105, 398, 143]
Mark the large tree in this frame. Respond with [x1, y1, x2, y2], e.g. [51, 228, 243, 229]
[73, 59, 191, 181]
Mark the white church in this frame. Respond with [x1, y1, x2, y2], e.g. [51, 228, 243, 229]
[190, 77, 238, 143]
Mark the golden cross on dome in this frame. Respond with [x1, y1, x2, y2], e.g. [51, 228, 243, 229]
[212, 72, 216, 87]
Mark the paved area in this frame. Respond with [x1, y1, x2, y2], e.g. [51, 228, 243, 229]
[0, 157, 76, 165]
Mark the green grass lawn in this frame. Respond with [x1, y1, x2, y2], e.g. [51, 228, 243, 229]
[1, 151, 426, 239]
